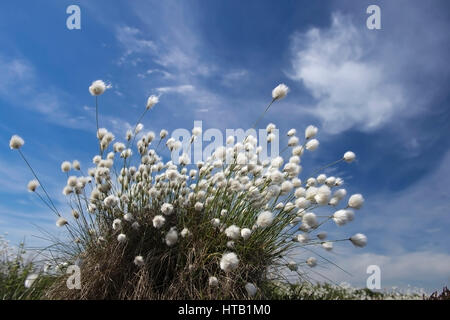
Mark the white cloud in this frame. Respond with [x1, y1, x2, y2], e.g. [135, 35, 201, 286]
[156, 84, 195, 94]
[116, 26, 157, 65]
[288, 14, 406, 134]
[221, 69, 248, 86]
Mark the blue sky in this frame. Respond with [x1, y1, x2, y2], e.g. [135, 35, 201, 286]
[0, 0, 449, 292]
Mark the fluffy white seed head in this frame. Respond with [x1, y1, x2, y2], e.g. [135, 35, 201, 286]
[132, 222, 140, 230]
[302, 212, 318, 228]
[350, 233, 367, 247]
[152, 215, 166, 229]
[9, 135, 25, 149]
[117, 233, 127, 243]
[208, 276, 219, 287]
[220, 252, 239, 272]
[56, 217, 68, 227]
[245, 282, 257, 297]
[24, 273, 39, 288]
[72, 160, 81, 170]
[241, 228, 251, 240]
[343, 151, 356, 163]
[306, 257, 317, 267]
[287, 128, 296, 136]
[112, 219, 122, 230]
[272, 83, 289, 100]
[224, 225, 241, 240]
[348, 194, 364, 209]
[192, 127, 202, 137]
[134, 255, 145, 266]
[194, 202, 204, 212]
[146, 95, 159, 109]
[332, 210, 348, 226]
[61, 161, 71, 172]
[89, 80, 107, 96]
[256, 211, 274, 228]
[160, 129, 168, 139]
[305, 125, 318, 139]
[165, 228, 178, 246]
[305, 139, 319, 151]
[27, 179, 39, 192]
[181, 227, 191, 238]
[322, 241, 333, 251]
[161, 203, 174, 215]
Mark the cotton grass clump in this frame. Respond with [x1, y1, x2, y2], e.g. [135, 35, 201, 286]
[10, 81, 368, 300]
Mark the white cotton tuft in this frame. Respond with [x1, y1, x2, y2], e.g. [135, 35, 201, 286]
[24, 273, 39, 288]
[208, 276, 219, 287]
[348, 194, 364, 209]
[165, 228, 178, 246]
[160, 129, 168, 139]
[297, 234, 308, 243]
[224, 225, 241, 240]
[343, 151, 356, 163]
[288, 136, 299, 146]
[134, 256, 145, 266]
[245, 282, 257, 297]
[112, 219, 122, 230]
[181, 227, 191, 238]
[132, 222, 140, 230]
[192, 127, 202, 137]
[152, 215, 165, 229]
[9, 135, 24, 149]
[305, 125, 318, 139]
[117, 233, 127, 243]
[135, 123, 144, 134]
[241, 228, 252, 240]
[272, 83, 289, 100]
[61, 161, 71, 172]
[161, 203, 174, 215]
[211, 218, 221, 228]
[305, 139, 319, 151]
[322, 241, 333, 251]
[27, 180, 39, 192]
[332, 210, 348, 226]
[194, 202, 204, 212]
[281, 181, 293, 194]
[302, 212, 318, 228]
[56, 217, 68, 227]
[72, 160, 81, 170]
[146, 95, 159, 109]
[350, 233, 367, 247]
[89, 80, 107, 96]
[103, 195, 119, 208]
[220, 252, 239, 272]
[306, 257, 317, 267]
[256, 211, 274, 228]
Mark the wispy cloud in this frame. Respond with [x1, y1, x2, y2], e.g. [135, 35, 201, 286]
[156, 85, 195, 94]
[116, 26, 157, 65]
[288, 14, 405, 134]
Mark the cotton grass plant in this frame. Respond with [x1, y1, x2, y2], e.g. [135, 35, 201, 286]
[9, 80, 368, 299]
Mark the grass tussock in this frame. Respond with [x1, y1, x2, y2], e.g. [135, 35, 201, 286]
[11, 81, 370, 300]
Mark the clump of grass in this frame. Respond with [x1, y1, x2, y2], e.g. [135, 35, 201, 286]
[0, 236, 54, 300]
[427, 286, 450, 300]
[11, 81, 369, 299]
